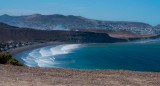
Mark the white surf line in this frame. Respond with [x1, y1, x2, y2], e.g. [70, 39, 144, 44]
[23, 44, 82, 67]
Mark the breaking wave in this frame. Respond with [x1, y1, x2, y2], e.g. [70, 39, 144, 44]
[22, 44, 81, 67]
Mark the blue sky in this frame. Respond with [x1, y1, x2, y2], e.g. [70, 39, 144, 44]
[0, 0, 160, 25]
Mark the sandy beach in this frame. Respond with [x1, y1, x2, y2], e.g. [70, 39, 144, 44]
[10, 42, 66, 55]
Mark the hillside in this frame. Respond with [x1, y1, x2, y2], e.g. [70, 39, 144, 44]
[0, 22, 127, 43]
[0, 22, 16, 29]
[73, 28, 157, 38]
[0, 14, 157, 34]
[153, 24, 160, 34]
[0, 64, 160, 86]
[155, 24, 160, 28]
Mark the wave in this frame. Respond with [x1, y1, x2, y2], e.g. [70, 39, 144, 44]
[22, 44, 82, 67]
[50, 44, 81, 55]
[39, 47, 53, 57]
[34, 57, 55, 67]
[22, 49, 40, 66]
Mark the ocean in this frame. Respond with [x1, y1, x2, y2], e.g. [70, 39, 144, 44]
[13, 39, 160, 72]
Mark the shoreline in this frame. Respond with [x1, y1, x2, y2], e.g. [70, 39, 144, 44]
[10, 42, 112, 55]
[10, 42, 66, 55]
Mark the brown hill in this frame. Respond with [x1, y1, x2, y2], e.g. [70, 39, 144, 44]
[0, 64, 160, 86]
[0, 22, 127, 43]
[0, 22, 16, 29]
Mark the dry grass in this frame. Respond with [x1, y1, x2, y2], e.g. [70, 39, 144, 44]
[0, 64, 160, 86]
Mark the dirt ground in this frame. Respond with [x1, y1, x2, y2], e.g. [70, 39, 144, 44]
[0, 64, 160, 86]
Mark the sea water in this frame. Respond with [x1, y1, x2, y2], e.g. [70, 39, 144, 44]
[13, 39, 160, 72]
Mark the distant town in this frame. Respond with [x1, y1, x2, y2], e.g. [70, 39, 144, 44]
[0, 41, 39, 53]
[0, 14, 160, 35]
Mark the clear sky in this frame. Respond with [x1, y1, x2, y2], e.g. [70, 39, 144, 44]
[0, 0, 160, 25]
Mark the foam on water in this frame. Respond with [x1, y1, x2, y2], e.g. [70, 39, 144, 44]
[34, 58, 55, 67]
[39, 47, 53, 57]
[22, 44, 81, 67]
[21, 49, 40, 66]
[50, 44, 81, 55]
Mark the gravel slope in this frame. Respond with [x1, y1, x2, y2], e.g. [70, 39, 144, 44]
[0, 64, 160, 86]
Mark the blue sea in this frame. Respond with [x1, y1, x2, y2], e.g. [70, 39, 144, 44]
[13, 39, 160, 72]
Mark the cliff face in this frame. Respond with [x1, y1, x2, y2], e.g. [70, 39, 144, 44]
[0, 22, 127, 43]
[0, 14, 156, 34]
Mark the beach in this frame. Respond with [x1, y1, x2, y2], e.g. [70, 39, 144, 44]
[10, 42, 66, 55]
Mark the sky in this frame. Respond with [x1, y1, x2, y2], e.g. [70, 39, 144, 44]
[0, 0, 160, 25]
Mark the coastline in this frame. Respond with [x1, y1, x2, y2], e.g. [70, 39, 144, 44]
[10, 42, 110, 55]
[10, 42, 66, 55]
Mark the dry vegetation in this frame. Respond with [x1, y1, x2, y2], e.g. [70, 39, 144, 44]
[0, 64, 160, 86]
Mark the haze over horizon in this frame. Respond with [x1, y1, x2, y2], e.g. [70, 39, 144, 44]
[0, 0, 160, 25]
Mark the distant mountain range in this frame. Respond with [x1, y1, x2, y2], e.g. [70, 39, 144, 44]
[0, 14, 159, 34]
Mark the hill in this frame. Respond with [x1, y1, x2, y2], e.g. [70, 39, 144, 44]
[0, 64, 160, 86]
[0, 22, 16, 29]
[155, 24, 160, 28]
[0, 22, 127, 43]
[153, 24, 160, 34]
[0, 14, 157, 34]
